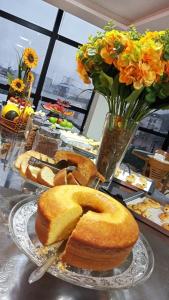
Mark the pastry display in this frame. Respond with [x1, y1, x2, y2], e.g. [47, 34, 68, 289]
[114, 168, 150, 191]
[126, 174, 136, 184]
[127, 197, 169, 235]
[128, 198, 161, 216]
[35, 185, 139, 271]
[162, 223, 169, 231]
[163, 204, 169, 213]
[14, 150, 105, 188]
[114, 168, 122, 177]
[144, 198, 161, 209]
[139, 176, 148, 185]
[142, 210, 151, 218]
[135, 183, 147, 189]
[159, 213, 169, 222]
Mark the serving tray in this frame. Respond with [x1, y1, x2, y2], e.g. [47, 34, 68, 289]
[126, 196, 169, 237]
[9, 197, 154, 290]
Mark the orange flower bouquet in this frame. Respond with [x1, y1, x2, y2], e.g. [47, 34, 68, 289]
[76, 25, 169, 180]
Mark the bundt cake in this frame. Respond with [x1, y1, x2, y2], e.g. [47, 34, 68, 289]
[54, 150, 105, 186]
[35, 185, 139, 271]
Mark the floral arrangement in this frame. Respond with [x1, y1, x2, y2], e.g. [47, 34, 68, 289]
[0, 48, 38, 132]
[76, 24, 169, 125]
[8, 48, 38, 102]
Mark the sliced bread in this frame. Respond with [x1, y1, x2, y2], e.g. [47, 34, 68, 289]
[37, 166, 55, 187]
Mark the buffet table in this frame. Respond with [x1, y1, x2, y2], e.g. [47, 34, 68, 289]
[0, 187, 169, 300]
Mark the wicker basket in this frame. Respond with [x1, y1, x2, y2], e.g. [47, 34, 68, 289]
[0, 115, 27, 133]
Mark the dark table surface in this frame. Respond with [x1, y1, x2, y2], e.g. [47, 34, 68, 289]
[0, 187, 169, 300]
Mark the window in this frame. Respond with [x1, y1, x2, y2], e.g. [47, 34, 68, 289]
[0, 18, 50, 92]
[140, 110, 169, 133]
[59, 12, 103, 44]
[0, 92, 8, 105]
[1, 0, 57, 30]
[0, 4, 101, 130]
[132, 130, 165, 152]
[42, 41, 93, 109]
[66, 111, 85, 128]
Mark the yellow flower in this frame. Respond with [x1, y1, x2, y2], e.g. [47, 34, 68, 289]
[10, 78, 25, 93]
[76, 59, 91, 84]
[100, 46, 114, 64]
[27, 72, 34, 83]
[23, 48, 38, 69]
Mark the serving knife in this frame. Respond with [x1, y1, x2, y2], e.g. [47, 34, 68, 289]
[28, 157, 76, 173]
[28, 241, 64, 284]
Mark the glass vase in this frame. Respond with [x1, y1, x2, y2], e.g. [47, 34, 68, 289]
[96, 113, 138, 181]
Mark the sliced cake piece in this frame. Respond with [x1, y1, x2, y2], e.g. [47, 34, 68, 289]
[47, 157, 55, 164]
[54, 168, 67, 186]
[15, 150, 41, 169]
[67, 173, 79, 185]
[26, 165, 41, 182]
[37, 166, 55, 187]
[20, 157, 30, 176]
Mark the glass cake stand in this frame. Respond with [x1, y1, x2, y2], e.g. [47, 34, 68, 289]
[8, 197, 154, 290]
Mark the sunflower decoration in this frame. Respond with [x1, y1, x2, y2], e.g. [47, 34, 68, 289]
[10, 78, 25, 93]
[23, 48, 38, 69]
[27, 71, 34, 83]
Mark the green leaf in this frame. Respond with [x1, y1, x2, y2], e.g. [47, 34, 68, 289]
[145, 92, 156, 103]
[125, 87, 144, 102]
[159, 83, 169, 96]
[92, 71, 113, 96]
[103, 20, 115, 32]
[158, 89, 167, 99]
[160, 104, 169, 109]
[99, 71, 113, 90]
[114, 41, 124, 54]
[163, 52, 169, 60]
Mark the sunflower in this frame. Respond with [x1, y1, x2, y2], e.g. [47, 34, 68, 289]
[10, 78, 25, 93]
[23, 48, 38, 69]
[27, 72, 34, 83]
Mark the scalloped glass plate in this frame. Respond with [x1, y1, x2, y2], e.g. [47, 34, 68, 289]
[8, 197, 154, 290]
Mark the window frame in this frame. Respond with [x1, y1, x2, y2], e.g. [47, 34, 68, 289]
[0, 8, 94, 132]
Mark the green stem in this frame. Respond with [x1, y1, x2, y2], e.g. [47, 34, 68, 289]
[134, 105, 151, 122]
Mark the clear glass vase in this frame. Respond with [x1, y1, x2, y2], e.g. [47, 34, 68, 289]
[96, 113, 138, 181]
